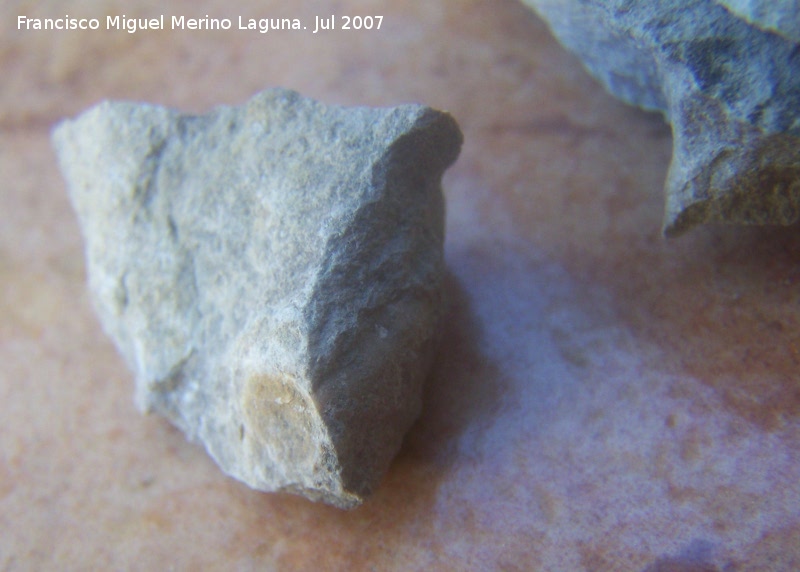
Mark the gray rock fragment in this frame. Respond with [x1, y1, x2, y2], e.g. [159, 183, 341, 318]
[522, 0, 800, 236]
[714, 0, 800, 42]
[53, 88, 462, 508]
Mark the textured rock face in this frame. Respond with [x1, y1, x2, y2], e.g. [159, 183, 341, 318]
[53, 89, 462, 508]
[522, 0, 800, 236]
[715, 0, 800, 42]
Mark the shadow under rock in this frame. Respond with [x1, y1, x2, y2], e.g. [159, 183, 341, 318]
[610, 222, 800, 432]
[399, 268, 509, 465]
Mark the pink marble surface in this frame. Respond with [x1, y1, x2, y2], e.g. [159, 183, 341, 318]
[1, 1, 799, 570]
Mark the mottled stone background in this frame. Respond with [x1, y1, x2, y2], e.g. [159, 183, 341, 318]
[1, 1, 798, 570]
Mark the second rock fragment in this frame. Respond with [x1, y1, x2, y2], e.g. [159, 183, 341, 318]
[53, 89, 463, 508]
[523, 0, 800, 236]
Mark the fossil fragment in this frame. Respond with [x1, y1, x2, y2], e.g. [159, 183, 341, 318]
[53, 88, 462, 508]
[522, 0, 800, 236]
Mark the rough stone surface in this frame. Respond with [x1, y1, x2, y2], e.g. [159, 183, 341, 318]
[52, 88, 462, 509]
[522, 0, 800, 236]
[715, 0, 800, 42]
